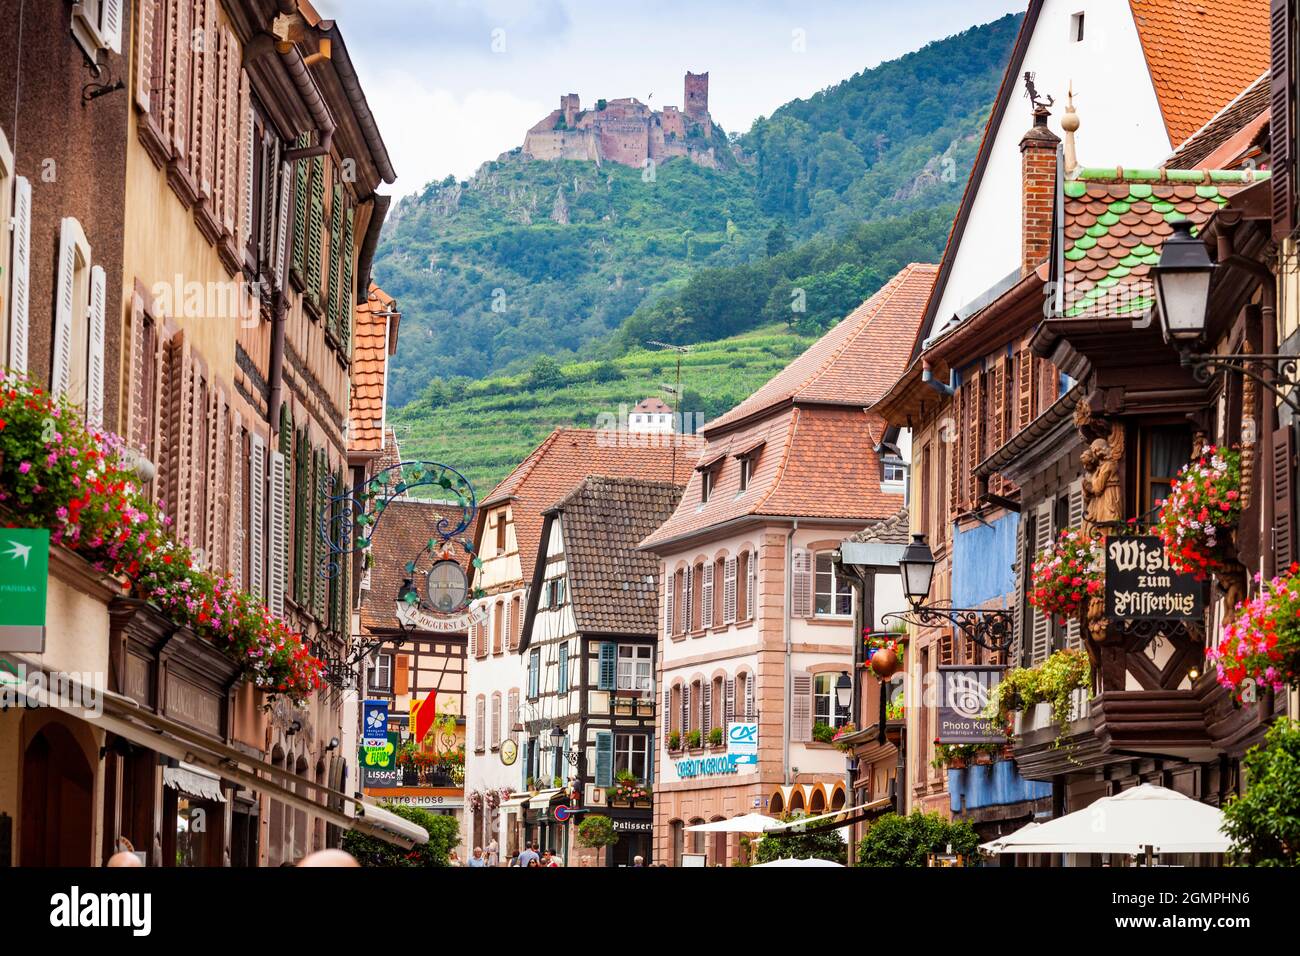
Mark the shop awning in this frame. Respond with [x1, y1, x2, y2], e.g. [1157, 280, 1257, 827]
[500, 793, 531, 810]
[762, 797, 893, 833]
[3, 652, 427, 849]
[526, 788, 564, 810]
[164, 762, 227, 802]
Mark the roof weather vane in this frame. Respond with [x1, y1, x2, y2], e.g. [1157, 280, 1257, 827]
[1023, 71, 1054, 112]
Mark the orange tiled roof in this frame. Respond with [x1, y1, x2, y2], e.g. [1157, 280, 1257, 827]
[349, 283, 398, 456]
[480, 427, 704, 585]
[1130, 0, 1270, 147]
[705, 263, 938, 434]
[641, 263, 932, 551]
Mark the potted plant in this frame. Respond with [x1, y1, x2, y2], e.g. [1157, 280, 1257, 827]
[1155, 445, 1243, 580]
[708, 727, 724, 748]
[831, 723, 858, 752]
[984, 648, 1091, 750]
[668, 730, 682, 751]
[812, 722, 837, 744]
[1028, 526, 1101, 625]
[686, 729, 702, 750]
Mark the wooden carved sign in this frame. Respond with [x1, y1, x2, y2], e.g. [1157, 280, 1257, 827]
[1104, 535, 1204, 620]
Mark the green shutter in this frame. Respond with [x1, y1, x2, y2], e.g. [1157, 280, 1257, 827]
[325, 182, 343, 339]
[597, 642, 616, 691]
[305, 156, 325, 310]
[291, 133, 310, 281]
[594, 731, 613, 787]
[340, 204, 355, 353]
[314, 450, 327, 621]
[558, 644, 568, 693]
[332, 465, 344, 631]
[293, 429, 308, 605]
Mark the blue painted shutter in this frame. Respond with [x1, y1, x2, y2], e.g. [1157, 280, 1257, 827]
[595, 731, 614, 787]
[598, 642, 616, 691]
[646, 735, 654, 785]
[558, 644, 568, 693]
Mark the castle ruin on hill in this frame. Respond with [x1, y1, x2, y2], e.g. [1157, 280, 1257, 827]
[522, 71, 721, 170]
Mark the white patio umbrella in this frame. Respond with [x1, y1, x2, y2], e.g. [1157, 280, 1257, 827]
[984, 784, 1231, 856]
[753, 857, 845, 868]
[979, 821, 1039, 854]
[685, 813, 780, 834]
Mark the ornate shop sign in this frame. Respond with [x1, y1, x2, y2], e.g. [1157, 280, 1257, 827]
[1104, 535, 1203, 621]
[936, 665, 1006, 744]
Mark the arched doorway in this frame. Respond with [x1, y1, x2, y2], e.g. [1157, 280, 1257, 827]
[809, 786, 827, 815]
[21, 720, 94, 866]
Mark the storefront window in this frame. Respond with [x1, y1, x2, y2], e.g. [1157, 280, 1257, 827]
[615, 733, 649, 780]
[814, 553, 853, 616]
[814, 673, 850, 729]
[616, 644, 653, 692]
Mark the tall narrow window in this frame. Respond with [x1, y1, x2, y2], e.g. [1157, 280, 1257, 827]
[814, 552, 853, 616]
[1070, 12, 1085, 42]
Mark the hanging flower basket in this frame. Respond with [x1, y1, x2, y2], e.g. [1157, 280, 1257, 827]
[1154, 445, 1243, 580]
[1210, 564, 1300, 700]
[1028, 527, 1101, 625]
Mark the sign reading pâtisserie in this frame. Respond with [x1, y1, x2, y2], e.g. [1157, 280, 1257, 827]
[1104, 535, 1203, 620]
[936, 666, 1007, 744]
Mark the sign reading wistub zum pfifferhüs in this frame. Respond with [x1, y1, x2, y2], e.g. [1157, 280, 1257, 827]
[936, 665, 1006, 744]
[1104, 535, 1203, 620]
[0, 529, 49, 653]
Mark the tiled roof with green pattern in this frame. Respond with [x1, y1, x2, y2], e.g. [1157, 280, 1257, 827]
[1060, 167, 1269, 320]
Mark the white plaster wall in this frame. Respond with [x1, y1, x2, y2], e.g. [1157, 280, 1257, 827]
[926, 0, 1171, 337]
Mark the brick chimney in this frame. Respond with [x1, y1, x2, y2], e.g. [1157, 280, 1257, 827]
[1020, 106, 1060, 277]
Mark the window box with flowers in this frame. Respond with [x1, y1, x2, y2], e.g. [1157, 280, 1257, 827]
[1209, 562, 1300, 700]
[984, 648, 1091, 751]
[1154, 445, 1243, 580]
[668, 730, 682, 752]
[1029, 527, 1101, 624]
[707, 727, 725, 749]
[607, 771, 652, 806]
[831, 723, 858, 753]
[0, 372, 323, 705]
[685, 729, 702, 750]
[929, 742, 1001, 771]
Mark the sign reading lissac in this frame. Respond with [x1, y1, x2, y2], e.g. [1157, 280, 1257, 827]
[936, 665, 1007, 744]
[1104, 535, 1203, 621]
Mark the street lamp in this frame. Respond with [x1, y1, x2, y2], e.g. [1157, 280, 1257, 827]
[881, 532, 1014, 652]
[834, 672, 852, 710]
[1152, 218, 1215, 349]
[899, 534, 936, 607]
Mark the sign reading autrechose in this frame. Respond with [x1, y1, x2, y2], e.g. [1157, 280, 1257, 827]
[936, 665, 1006, 744]
[1104, 535, 1203, 620]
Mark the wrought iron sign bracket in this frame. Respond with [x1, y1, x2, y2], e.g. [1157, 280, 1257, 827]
[881, 605, 1015, 652]
[1183, 352, 1300, 416]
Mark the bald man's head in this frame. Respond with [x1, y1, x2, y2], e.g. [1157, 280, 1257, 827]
[296, 849, 360, 868]
[106, 851, 143, 867]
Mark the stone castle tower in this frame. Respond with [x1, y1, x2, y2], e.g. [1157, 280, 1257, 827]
[684, 71, 708, 120]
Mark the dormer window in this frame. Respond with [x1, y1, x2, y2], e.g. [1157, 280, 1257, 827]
[1070, 11, 1085, 43]
[882, 456, 907, 486]
[701, 467, 716, 502]
[738, 455, 753, 492]
[732, 439, 765, 495]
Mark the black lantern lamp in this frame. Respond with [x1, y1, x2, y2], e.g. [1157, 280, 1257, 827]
[1152, 218, 1215, 349]
[834, 671, 852, 710]
[881, 532, 1013, 652]
[899, 533, 936, 607]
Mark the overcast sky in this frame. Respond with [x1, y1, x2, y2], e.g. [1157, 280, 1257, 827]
[312, 0, 1027, 196]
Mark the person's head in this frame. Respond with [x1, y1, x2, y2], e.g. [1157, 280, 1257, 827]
[106, 851, 143, 868]
[634, 855, 644, 866]
[297, 849, 360, 868]
[528, 858, 540, 867]
[473, 846, 482, 858]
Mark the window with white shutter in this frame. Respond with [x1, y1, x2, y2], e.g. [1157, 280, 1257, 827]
[1028, 499, 1054, 666]
[474, 696, 486, 753]
[52, 218, 91, 403]
[791, 671, 814, 742]
[1064, 481, 1085, 652]
[249, 433, 266, 599]
[269, 450, 289, 616]
[701, 561, 714, 630]
[490, 692, 501, 750]
[5, 176, 28, 360]
[85, 265, 106, 429]
[725, 677, 735, 726]
[72, 0, 123, 62]
[723, 556, 737, 624]
[663, 570, 674, 638]
[791, 548, 812, 618]
[507, 688, 519, 742]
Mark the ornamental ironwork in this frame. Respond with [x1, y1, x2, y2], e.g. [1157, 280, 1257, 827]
[881, 604, 1015, 652]
[1184, 352, 1300, 415]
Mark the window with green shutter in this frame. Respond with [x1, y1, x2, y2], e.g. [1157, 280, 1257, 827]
[597, 642, 616, 691]
[594, 731, 613, 787]
[313, 449, 327, 621]
[305, 155, 325, 312]
[290, 133, 309, 284]
[339, 203, 355, 354]
[293, 428, 308, 605]
[325, 182, 343, 341]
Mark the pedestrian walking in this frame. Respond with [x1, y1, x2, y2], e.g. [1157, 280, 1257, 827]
[487, 838, 499, 867]
[518, 842, 539, 867]
[467, 846, 487, 867]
